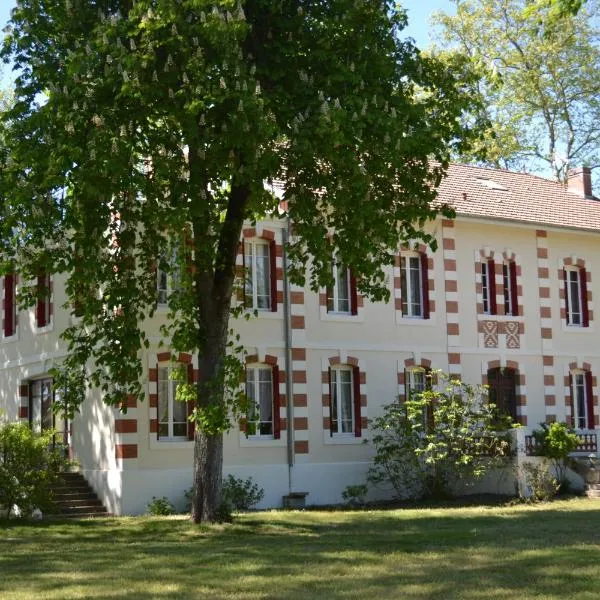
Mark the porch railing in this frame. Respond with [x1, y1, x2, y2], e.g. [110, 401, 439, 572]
[524, 432, 597, 456]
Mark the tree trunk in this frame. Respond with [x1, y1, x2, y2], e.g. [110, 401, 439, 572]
[192, 429, 224, 522]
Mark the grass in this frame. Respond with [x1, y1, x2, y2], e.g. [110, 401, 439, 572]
[2, 498, 600, 599]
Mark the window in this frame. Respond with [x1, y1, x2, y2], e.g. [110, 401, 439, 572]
[29, 378, 67, 446]
[405, 368, 433, 429]
[3, 272, 16, 338]
[245, 365, 280, 438]
[156, 249, 181, 306]
[570, 371, 594, 430]
[327, 262, 357, 314]
[487, 367, 517, 421]
[482, 259, 496, 315]
[503, 261, 518, 316]
[400, 253, 429, 319]
[36, 273, 51, 328]
[244, 240, 276, 311]
[157, 364, 192, 440]
[564, 267, 589, 327]
[328, 365, 361, 437]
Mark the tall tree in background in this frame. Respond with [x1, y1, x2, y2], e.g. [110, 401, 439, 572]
[433, 0, 600, 182]
[0, 0, 479, 522]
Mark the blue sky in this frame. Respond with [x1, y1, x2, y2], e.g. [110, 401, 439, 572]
[0, 1, 455, 87]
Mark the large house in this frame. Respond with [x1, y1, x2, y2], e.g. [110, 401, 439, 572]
[1, 164, 598, 514]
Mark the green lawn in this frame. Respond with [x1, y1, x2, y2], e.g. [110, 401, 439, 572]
[2, 498, 600, 599]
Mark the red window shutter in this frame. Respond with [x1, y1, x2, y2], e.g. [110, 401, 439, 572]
[187, 362, 195, 441]
[352, 365, 362, 438]
[272, 365, 281, 439]
[488, 259, 497, 315]
[585, 370, 594, 430]
[564, 269, 570, 324]
[328, 367, 334, 436]
[349, 268, 358, 316]
[420, 253, 430, 319]
[581, 267, 589, 327]
[568, 372, 574, 428]
[156, 363, 160, 440]
[36, 274, 48, 327]
[269, 239, 277, 312]
[509, 262, 518, 317]
[4, 273, 15, 337]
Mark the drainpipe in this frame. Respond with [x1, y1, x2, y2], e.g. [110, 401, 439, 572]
[282, 218, 295, 494]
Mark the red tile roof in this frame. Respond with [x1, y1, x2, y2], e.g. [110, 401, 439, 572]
[436, 163, 600, 232]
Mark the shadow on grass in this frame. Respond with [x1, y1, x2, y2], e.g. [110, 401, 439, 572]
[2, 500, 600, 599]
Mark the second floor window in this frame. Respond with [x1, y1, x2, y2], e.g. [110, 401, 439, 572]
[400, 253, 429, 319]
[482, 259, 496, 315]
[503, 261, 518, 316]
[244, 241, 273, 311]
[327, 261, 357, 315]
[564, 267, 588, 327]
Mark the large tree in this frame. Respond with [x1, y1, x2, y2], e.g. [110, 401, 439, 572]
[0, 0, 479, 522]
[433, 0, 600, 182]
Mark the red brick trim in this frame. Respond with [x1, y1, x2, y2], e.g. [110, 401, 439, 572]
[115, 444, 138, 459]
[115, 419, 138, 434]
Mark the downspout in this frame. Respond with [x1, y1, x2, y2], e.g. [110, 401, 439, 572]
[282, 217, 295, 494]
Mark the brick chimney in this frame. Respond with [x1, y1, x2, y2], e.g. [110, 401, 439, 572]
[567, 167, 593, 198]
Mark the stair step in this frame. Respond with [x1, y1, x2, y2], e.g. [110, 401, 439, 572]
[49, 471, 108, 517]
[57, 498, 104, 508]
[59, 505, 108, 515]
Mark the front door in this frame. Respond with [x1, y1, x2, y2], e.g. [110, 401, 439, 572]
[29, 378, 69, 451]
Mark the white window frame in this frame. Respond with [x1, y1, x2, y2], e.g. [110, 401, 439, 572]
[503, 262, 514, 316]
[37, 274, 52, 329]
[157, 364, 188, 441]
[330, 366, 355, 436]
[400, 253, 423, 318]
[566, 267, 583, 326]
[245, 240, 271, 311]
[328, 261, 351, 314]
[245, 365, 274, 438]
[406, 368, 427, 399]
[572, 371, 588, 430]
[482, 260, 493, 315]
[156, 249, 181, 307]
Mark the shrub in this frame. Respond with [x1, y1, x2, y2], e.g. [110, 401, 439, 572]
[0, 423, 69, 518]
[221, 475, 264, 511]
[367, 372, 514, 500]
[342, 484, 368, 506]
[520, 461, 560, 502]
[147, 496, 175, 516]
[530, 422, 579, 489]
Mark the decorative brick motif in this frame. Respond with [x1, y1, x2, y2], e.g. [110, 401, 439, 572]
[481, 320, 498, 348]
[504, 321, 520, 349]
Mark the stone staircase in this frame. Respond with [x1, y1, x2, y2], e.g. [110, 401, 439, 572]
[585, 483, 600, 499]
[50, 472, 110, 518]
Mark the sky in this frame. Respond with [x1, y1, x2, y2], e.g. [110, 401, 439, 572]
[0, 0, 455, 87]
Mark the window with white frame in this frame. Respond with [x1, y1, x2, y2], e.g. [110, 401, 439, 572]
[481, 259, 495, 315]
[327, 261, 351, 313]
[156, 249, 181, 306]
[405, 367, 433, 429]
[571, 371, 591, 430]
[244, 241, 271, 311]
[565, 268, 584, 326]
[245, 365, 274, 437]
[157, 365, 188, 440]
[503, 261, 517, 316]
[329, 366, 355, 435]
[400, 254, 424, 318]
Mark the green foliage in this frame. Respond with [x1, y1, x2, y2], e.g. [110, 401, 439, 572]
[342, 484, 368, 506]
[0, 423, 69, 518]
[147, 496, 175, 516]
[520, 461, 561, 502]
[221, 474, 264, 512]
[1, 0, 481, 521]
[367, 373, 514, 500]
[530, 422, 580, 487]
[432, 0, 600, 182]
